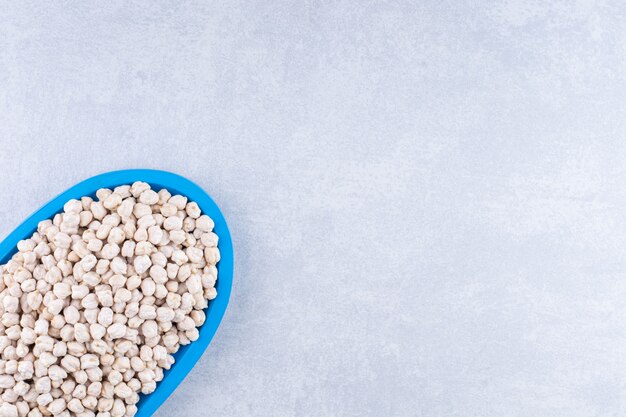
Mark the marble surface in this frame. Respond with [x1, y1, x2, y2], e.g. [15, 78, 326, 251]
[2, 1, 626, 416]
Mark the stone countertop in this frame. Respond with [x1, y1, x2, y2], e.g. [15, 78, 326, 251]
[1, 1, 626, 416]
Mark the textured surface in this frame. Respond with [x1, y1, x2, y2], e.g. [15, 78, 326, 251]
[1, 1, 626, 416]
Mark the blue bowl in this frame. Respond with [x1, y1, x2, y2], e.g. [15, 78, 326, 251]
[0, 169, 233, 417]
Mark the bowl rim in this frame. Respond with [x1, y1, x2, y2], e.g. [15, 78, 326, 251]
[0, 169, 234, 417]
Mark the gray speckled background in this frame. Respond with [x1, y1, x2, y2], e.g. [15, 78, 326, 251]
[1, 1, 626, 416]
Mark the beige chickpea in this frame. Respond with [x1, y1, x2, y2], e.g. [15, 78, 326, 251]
[185, 202, 201, 219]
[109, 258, 127, 275]
[60, 355, 80, 373]
[137, 305, 156, 320]
[73, 370, 88, 385]
[59, 325, 74, 342]
[120, 241, 135, 258]
[185, 246, 204, 264]
[66, 342, 86, 357]
[95, 259, 110, 275]
[63, 200, 83, 215]
[140, 321, 158, 339]
[102, 193, 122, 211]
[90, 340, 108, 357]
[116, 198, 134, 219]
[168, 195, 187, 210]
[36, 393, 53, 407]
[97, 308, 113, 327]
[52, 342, 66, 358]
[79, 211, 94, 228]
[154, 284, 168, 300]
[101, 213, 119, 227]
[86, 382, 101, 397]
[125, 275, 141, 291]
[170, 249, 188, 265]
[141, 380, 156, 395]
[155, 188, 171, 204]
[122, 220, 136, 240]
[95, 188, 112, 201]
[74, 324, 90, 343]
[35, 377, 51, 394]
[96, 223, 113, 240]
[149, 265, 167, 283]
[80, 354, 99, 370]
[83, 308, 98, 324]
[82, 273, 101, 288]
[95, 287, 113, 307]
[62, 306, 80, 325]
[46, 299, 65, 315]
[147, 225, 162, 245]
[126, 316, 144, 330]
[47, 365, 67, 382]
[67, 398, 84, 413]
[165, 293, 181, 309]
[166, 263, 179, 279]
[168, 230, 186, 245]
[195, 215, 214, 232]
[47, 398, 66, 414]
[113, 288, 132, 304]
[138, 189, 158, 206]
[132, 225, 148, 243]
[100, 244, 120, 260]
[68, 285, 87, 301]
[70, 383, 86, 400]
[133, 255, 151, 274]
[159, 203, 177, 217]
[204, 247, 220, 265]
[113, 357, 130, 373]
[80, 253, 98, 272]
[109, 399, 125, 417]
[185, 274, 202, 294]
[81, 395, 97, 411]
[182, 217, 195, 233]
[162, 216, 182, 231]
[176, 264, 191, 281]
[106, 323, 126, 340]
[132, 203, 151, 219]
[98, 397, 114, 411]
[81, 294, 98, 309]
[52, 233, 72, 250]
[86, 238, 103, 253]
[136, 215, 155, 230]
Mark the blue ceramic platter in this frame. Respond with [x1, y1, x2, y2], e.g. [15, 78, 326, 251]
[0, 169, 233, 417]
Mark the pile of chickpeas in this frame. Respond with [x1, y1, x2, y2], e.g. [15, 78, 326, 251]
[0, 182, 220, 417]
